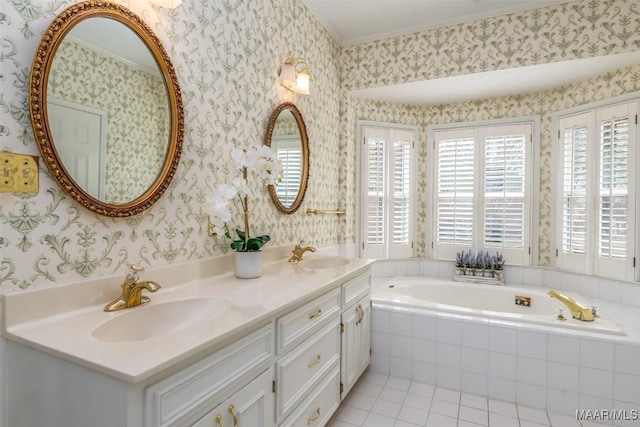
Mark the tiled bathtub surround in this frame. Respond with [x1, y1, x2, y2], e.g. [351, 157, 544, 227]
[369, 260, 640, 426]
[371, 259, 640, 309]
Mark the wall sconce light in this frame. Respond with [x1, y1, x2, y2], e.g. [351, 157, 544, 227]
[149, 0, 182, 8]
[278, 52, 313, 95]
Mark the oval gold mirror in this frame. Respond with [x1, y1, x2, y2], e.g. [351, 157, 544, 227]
[265, 102, 309, 214]
[29, 1, 184, 217]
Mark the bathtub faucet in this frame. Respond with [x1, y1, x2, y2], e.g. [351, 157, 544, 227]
[547, 290, 594, 321]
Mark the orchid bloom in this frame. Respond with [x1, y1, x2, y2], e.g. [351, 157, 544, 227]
[208, 145, 280, 251]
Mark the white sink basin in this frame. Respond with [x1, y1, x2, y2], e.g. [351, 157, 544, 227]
[300, 257, 349, 269]
[92, 297, 229, 343]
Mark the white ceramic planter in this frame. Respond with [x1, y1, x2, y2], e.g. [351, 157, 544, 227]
[234, 251, 262, 279]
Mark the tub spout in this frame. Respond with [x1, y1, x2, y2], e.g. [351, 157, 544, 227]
[547, 290, 594, 321]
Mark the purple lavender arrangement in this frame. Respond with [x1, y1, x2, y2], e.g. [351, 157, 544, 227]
[454, 250, 504, 282]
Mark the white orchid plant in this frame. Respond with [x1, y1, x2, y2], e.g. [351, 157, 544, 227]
[207, 146, 280, 252]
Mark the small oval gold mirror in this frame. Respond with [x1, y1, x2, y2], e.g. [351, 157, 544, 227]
[265, 102, 309, 214]
[29, 1, 184, 217]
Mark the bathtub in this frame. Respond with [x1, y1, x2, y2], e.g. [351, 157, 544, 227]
[372, 276, 625, 336]
[369, 272, 640, 420]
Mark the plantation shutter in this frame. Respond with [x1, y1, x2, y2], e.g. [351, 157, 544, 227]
[433, 123, 532, 263]
[434, 128, 475, 260]
[556, 101, 636, 280]
[599, 116, 628, 260]
[275, 145, 302, 206]
[390, 129, 413, 258]
[365, 128, 386, 258]
[362, 126, 414, 259]
[557, 112, 591, 273]
[482, 124, 531, 264]
[595, 102, 636, 280]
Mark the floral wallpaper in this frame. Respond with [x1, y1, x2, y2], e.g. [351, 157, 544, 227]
[0, 0, 341, 291]
[344, 63, 640, 265]
[340, 0, 640, 92]
[49, 39, 169, 203]
[272, 114, 299, 136]
[340, 0, 640, 266]
[1, 0, 639, 291]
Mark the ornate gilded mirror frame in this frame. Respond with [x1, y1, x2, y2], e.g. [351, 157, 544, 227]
[29, 1, 184, 217]
[265, 102, 310, 214]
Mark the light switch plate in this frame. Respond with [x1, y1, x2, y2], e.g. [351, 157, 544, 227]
[0, 152, 39, 193]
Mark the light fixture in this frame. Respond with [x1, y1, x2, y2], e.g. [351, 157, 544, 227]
[278, 52, 313, 95]
[149, 0, 182, 8]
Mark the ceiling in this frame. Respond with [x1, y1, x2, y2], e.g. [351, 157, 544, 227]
[349, 52, 640, 106]
[68, 18, 160, 76]
[302, 0, 640, 106]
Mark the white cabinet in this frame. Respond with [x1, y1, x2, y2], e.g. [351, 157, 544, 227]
[278, 366, 341, 427]
[273, 271, 372, 425]
[276, 288, 341, 353]
[191, 367, 273, 427]
[4, 264, 372, 427]
[145, 325, 273, 427]
[340, 275, 371, 398]
[275, 318, 340, 421]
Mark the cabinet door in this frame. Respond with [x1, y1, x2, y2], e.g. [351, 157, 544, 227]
[340, 294, 371, 398]
[191, 367, 273, 427]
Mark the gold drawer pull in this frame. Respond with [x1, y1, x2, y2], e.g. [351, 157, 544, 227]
[215, 414, 223, 427]
[228, 404, 238, 427]
[355, 304, 364, 325]
[308, 308, 322, 319]
[307, 354, 321, 368]
[307, 407, 321, 425]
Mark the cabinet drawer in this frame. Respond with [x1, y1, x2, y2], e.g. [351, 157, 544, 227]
[145, 324, 273, 427]
[191, 367, 273, 427]
[342, 273, 370, 307]
[277, 288, 340, 352]
[278, 366, 340, 427]
[276, 319, 340, 421]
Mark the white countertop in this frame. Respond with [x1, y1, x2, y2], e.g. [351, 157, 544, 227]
[1, 255, 374, 383]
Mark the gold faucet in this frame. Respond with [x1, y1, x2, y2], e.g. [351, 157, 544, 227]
[104, 264, 161, 312]
[288, 241, 316, 262]
[547, 290, 594, 321]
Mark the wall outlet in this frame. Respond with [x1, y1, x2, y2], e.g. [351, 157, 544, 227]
[0, 152, 39, 193]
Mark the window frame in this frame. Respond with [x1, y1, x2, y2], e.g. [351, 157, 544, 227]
[356, 120, 418, 259]
[552, 94, 639, 282]
[427, 116, 540, 266]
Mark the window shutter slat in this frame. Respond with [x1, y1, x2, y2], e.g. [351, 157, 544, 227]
[437, 138, 474, 246]
[392, 139, 411, 245]
[599, 117, 629, 260]
[366, 138, 385, 245]
[275, 147, 302, 206]
[483, 134, 526, 249]
[562, 125, 588, 255]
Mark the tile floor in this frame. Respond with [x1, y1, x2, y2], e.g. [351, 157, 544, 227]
[327, 371, 608, 427]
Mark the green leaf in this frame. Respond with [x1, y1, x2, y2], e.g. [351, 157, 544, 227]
[232, 235, 270, 252]
[230, 240, 246, 251]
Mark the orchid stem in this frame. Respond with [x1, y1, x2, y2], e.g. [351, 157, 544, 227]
[243, 166, 249, 247]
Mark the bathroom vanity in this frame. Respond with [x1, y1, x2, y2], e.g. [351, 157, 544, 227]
[1, 255, 372, 427]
